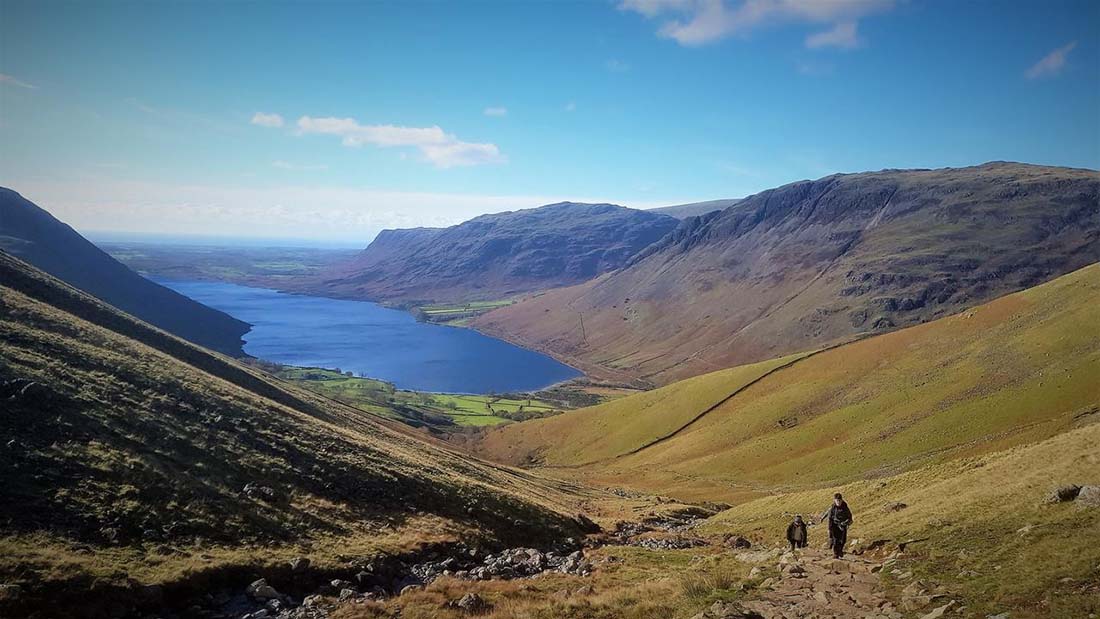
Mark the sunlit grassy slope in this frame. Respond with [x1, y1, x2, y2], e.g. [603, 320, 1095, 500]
[702, 420, 1100, 618]
[474, 352, 810, 466]
[478, 263, 1100, 502]
[0, 251, 593, 610]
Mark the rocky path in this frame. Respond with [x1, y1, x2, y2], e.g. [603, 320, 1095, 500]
[687, 546, 934, 619]
[745, 548, 904, 619]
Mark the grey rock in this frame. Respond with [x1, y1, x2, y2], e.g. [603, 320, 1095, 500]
[246, 578, 282, 601]
[243, 482, 281, 502]
[1045, 484, 1081, 504]
[451, 592, 489, 612]
[1075, 485, 1100, 508]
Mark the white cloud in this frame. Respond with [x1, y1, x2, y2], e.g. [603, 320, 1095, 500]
[0, 73, 37, 89]
[605, 58, 631, 72]
[250, 112, 285, 127]
[296, 115, 505, 168]
[620, 0, 892, 47]
[1025, 41, 1077, 79]
[272, 160, 328, 171]
[7, 179, 671, 244]
[564, 101, 577, 112]
[805, 21, 859, 50]
[483, 106, 508, 117]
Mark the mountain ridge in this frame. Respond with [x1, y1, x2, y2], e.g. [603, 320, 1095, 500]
[472, 162, 1100, 385]
[311, 201, 678, 304]
[0, 187, 250, 356]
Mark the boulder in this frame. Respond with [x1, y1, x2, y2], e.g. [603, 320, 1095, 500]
[1075, 485, 1100, 508]
[724, 535, 752, 549]
[450, 592, 489, 613]
[920, 601, 955, 619]
[243, 482, 282, 502]
[246, 578, 281, 601]
[302, 595, 324, 608]
[1045, 484, 1081, 504]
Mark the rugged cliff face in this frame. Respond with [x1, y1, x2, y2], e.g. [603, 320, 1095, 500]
[313, 202, 678, 303]
[0, 187, 249, 355]
[473, 162, 1100, 385]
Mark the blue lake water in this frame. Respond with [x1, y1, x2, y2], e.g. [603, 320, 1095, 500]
[155, 279, 581, 394]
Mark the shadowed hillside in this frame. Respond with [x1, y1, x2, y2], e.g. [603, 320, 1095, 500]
[312, 202, 678, 304]
[0, 188, 250, 356]
[476, 263, 1100, 503]
[0, 251, 594, 616]
[473, 163, 1100, 385]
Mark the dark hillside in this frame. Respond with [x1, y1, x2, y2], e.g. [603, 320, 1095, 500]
[0, 188, 249, 355]
[0, 251, 592, 616]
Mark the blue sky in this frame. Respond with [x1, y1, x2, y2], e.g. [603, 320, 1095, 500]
[1, 0, 1097, 244]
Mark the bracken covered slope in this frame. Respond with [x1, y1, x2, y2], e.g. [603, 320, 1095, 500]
[312, 202, 678, 304]
[476, 263, 1100, 503]
[0, 251, 593, 614]
[0, 187, 250, 356]
[473, 162, 1100, 385]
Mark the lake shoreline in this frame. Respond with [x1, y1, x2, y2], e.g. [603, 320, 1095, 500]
[153, 277, 583, 394]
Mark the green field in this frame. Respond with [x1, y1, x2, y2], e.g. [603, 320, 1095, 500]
[268, 365, 561, 428]
[416, 299, 515, 325]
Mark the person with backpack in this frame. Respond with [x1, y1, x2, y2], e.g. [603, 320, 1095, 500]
[819, 493, 854, 559]
[786, 514, 808, 551]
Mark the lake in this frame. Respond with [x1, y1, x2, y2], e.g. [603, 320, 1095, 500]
[155, 279, 581, 393]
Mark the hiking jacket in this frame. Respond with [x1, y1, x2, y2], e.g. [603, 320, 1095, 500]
[786, 521, 808, 544]
[823, 502, 853, 529]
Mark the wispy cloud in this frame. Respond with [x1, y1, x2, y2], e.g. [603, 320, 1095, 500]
[619, 0, 892, 48]
[251, 112, 285, 127]
[483, 106, 508, 117]
[0, 73, 37, 89]
[604, 58, 631, 72]
[1025, 41, 1077, 79]
[295, 116, 505, 168]
[272, 160, 328, 171]
[12, 179, 670, 243]
[564, 101, 577, 112]
[805, 21, 859, 50]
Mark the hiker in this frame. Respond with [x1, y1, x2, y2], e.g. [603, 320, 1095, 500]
[786, 514, 808, 551]
[819, 493, 854, 558]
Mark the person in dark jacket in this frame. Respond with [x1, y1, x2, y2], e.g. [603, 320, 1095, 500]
[820, 493, 854, 559]
[786, 515, 808, 551]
